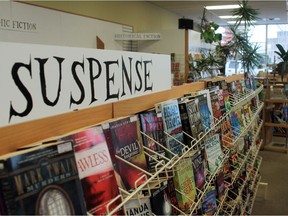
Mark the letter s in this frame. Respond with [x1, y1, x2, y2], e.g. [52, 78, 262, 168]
[9, 59, 33, 122]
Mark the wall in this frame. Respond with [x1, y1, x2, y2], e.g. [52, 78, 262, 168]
[0, 1, 127, 49]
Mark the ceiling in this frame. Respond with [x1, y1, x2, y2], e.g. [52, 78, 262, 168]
[149, 1, 288, 26]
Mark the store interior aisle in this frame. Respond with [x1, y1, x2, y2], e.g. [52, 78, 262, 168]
[252, 149, 288, 215]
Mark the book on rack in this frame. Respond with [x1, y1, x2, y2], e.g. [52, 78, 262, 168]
[220, 116, 233, 148]
[215, 170, 225, 201]
[210, 87, 223, 120]
[197, 93, 213, 131]
[178, 100, 194, 147]
[167, 177, 179, 215]
[205, 133, 223, 173]
[173, 157, 197, 213]
[125, 197, 152, 216]
[198, 89, 215, 127]
[230, 111, 242, 137]
[201, 186, 217, 215]
[150, 180, 172, 215]
[155, 99, 184, 158]
[108, 115, 148, 191]
[139, 109, 166, 173]
[60, 126, 123, 215]
[217, 88, 231, 115]
[191, 148, 206, 191]
[0, 141, 87, 215]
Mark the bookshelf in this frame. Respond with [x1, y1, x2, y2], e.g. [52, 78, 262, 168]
[262, 82, 288, 153]
[0, 74, 265, 215]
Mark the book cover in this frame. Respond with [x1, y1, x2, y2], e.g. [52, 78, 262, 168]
[210, 87, 222, 120]
[150, 180, 172, 215]
[61, 126, 122, 215]
[220, 116, 233, 148]
[139, 109, 166, 173]
[201, 186, 217, 215]
[217, 89, 227, 116]
[155, 99, 184, 158]
[167, 177, 179, 215]
[216, 170, 225, 201]
[186, 98, 204, 141]
[178, 100, 194, 147]
[230, 111, 242, 137]
[125, 197, 152, 216]
[191, 148, 206, 191]
[109, 115, 148, 191]
[198, 89, 215, 127]
[0, 141, 87, 215]
[197, 93, 212, 131]
[205, 133, 223, 173]
[173, 157, 197, 213]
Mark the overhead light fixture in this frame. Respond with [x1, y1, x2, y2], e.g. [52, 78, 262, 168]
[227, 20, 257, 24]
[219, 15, 238, 19]
[205, 5, 240, 10]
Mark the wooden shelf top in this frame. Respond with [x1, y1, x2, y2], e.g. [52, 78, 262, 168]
[265, 122, 288, 128]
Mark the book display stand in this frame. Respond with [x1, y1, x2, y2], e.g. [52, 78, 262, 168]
[0, 74, 265, 215]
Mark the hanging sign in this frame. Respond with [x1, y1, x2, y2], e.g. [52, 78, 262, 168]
[114, 33, 161, 40]
[0, 42, 171, 126]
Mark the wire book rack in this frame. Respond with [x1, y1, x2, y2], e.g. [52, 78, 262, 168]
[106, 84, 264, 216]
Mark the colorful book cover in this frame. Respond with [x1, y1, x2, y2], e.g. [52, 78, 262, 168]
[61, 126, 122, 215]
[150, 180, 172, 215]
[178, 100, 194, 147]
[0, 141, 87, 215]
[230, 111, 242, 137]
[125, 197, 152, 216]
[217, 89, 227, 116]
[186, 98, 204, 141]
[197, 94, 212, 131]
[221, 116, 233, 148]
[205, 133, 223, 173]
[167, 177, 179, 215]
[201, 186, 217, 215]
[198, 89, 215, 127]
[210, 87, 222, 120]
[216, 170, 225, 201]
[139, 109, 166, 173]
[173, 157, 197, 213]
[109, 115, 148, 191]
[155, 99, 184, 158]
[191, 148, 206, 190]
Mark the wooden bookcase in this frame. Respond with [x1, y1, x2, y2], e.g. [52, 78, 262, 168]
[262, 82, 288, 153]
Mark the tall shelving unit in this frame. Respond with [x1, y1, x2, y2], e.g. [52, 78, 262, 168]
[0, 74, 263, 215]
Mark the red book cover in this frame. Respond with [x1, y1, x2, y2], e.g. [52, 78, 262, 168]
[109, 115, 148, 191]
[61, 126, 122, 215]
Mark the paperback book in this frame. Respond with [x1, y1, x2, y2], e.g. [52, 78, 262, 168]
[61, 126, 122, 215]
[125, 197, 152, 216]
[196, 93, 212, 131]
[0, 141, 87, 215]
[230, 111, 242, 137]
[191, 148, 206, 191]
[109, 115, 148, 191]
[150, 180, 172, 215]
[210, 87, 222, 120]
[201, 186, 217, 215]
[187, 98, 204, 141]
[155, 99, 184, 158]
[139, 109, 166, 173]
[205, 133, 223, 173]
[173, 157, 197, 213]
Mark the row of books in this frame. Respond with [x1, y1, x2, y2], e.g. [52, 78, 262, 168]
[0, 77, 262, 215]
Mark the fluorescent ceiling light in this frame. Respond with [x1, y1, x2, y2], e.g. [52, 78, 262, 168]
[205, 5, 240, 10]
[227, 20, 257, 24]
[219, 15, 238, 19]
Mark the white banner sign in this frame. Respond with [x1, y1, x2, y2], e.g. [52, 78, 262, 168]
[0, 42, 171, 127]
[114, 33, 161, 41]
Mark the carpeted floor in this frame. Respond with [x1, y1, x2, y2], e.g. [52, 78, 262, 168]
[252, 149, 288, 215]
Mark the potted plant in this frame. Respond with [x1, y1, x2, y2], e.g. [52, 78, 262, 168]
[274, 43, 288, 80]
